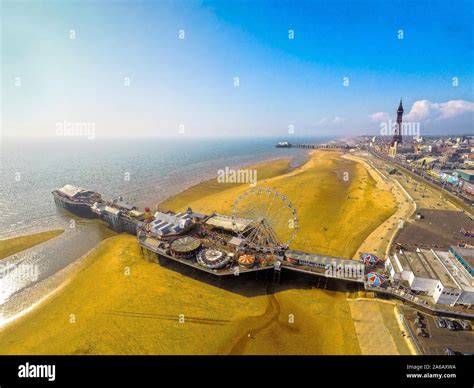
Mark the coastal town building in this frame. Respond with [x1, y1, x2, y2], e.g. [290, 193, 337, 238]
[455, 169, 474, 183]
[449, 246, 474, 277]
[390, 99, 404, 147]
[368, 130, 474, 207]
[387, 100, 417, 158]
[385, 248, 474, 306]
[412, 156, 439, 169]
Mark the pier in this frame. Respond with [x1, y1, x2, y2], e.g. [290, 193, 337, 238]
[52, 184, 366, 284]
[91, 200, 144, 234]
[51, 184, 474, 318]
[276, 142, 351, 150]
[139, 239, 274, 277]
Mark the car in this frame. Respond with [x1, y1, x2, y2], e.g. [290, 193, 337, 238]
[446, 320, 456, 330]
[436, 317, 447, 328]
[417, 329, 429, 338]
[452, 320, 463, 331]
[445, 348, 456, 356]
[415, 311, 424, 320]
[459, 320, 472, 331]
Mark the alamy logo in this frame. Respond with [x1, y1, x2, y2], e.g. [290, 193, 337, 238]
[325, 263, 365, 279]
[217, 167, 257, 187]
[380, 120, 420, 137]
[18, 362, 56, 382]
[56, 120, 95, 140]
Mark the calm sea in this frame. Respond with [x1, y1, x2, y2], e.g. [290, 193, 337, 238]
[0, 137, 331, 237]
[0, 136, 330, 323]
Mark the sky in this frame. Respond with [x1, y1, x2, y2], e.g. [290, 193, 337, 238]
[1, 0, 473, 139]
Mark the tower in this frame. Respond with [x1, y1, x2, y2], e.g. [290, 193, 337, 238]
[391, 99, 404, 146]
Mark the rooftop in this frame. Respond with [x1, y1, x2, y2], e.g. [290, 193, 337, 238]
[112, 198, 136, 211]
[413, 156, 439, 165]
[170, 236, 201, 253]
[434, 250, 474, 292]
[450, 246, 474, 269]
[228, 237, 244, 246]
[104, 205, 121, 216]
[419, 249, 457, 289]
[58, 184, 94, 199]
[205, 214, 252, 233]
[456, 169, 474, 175]
[285, 250, 358, 268]
[397, 250, 434, 279]
[150, 211, 193, 235]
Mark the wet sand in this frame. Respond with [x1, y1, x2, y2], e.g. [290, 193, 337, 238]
[0, 151, 405, 354]
[0, 230, 64, 260]
[0, 235, 361, 354]
[0, 218, 116, 325]
[161, 150, 396, 257]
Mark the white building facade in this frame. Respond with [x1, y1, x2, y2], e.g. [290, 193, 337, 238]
[386, 249, 474, 306]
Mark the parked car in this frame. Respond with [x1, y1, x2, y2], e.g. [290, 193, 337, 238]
[415, 311, 424, 320]
[446, 320, 456, 330]
[436, 317, 447, 328]
[445, 348, 456, 356]
[414, 318, 425, 328]
[459, 320, 472, 331]
[417, 328, 429, 337]
[452, 320, 463, 331]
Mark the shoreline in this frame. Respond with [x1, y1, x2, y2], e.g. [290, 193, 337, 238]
[0, 239, 107, 329]
[157, 156, 295, 212]
[152, 152, 308, 211]
[0, 149, 407, 355]
[0, 155, 298, 331]
[343, 153, 416, 259]
[0, 137, 315, 238]
[159, 148, 392, 258]
[0, 229, 64, 260]
[0, 220, 116, 325]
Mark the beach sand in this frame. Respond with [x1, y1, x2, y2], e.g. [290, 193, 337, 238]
[0, 230, 64, 260]
[343, 154, 416, 258]
[348, 298, 415, 355]
[161, 150, 396, 258]
[0, 151, 409, 354]
[0, 235, 360, 355]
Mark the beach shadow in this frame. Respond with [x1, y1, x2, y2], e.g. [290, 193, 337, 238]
[147, 255, 362, 298]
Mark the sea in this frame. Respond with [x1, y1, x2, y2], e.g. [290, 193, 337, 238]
[0, 136, 330, 325]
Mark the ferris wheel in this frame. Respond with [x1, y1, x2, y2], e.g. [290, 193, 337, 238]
[231, 188, 298, 252]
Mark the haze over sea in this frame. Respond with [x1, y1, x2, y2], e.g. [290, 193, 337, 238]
[0, 136, 329, 237]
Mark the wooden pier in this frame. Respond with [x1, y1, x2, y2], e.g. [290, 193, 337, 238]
[51, 184, 474, 319]
[138, 236, 274, 277]
[53, 186, 366, 283]
[276, 143, 351, 150]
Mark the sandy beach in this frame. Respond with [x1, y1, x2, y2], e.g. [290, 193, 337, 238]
[0, 150, 414, 355]
[0, 230, 64, 260]
[161, 150, 396, 257]
[343, 153, 417, 259]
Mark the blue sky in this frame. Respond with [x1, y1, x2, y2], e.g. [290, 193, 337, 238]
[2, 0, 473, 138]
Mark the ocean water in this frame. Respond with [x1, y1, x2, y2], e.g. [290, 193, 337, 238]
[0, 136, 330, 323]
[0, 137, 328, 237]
